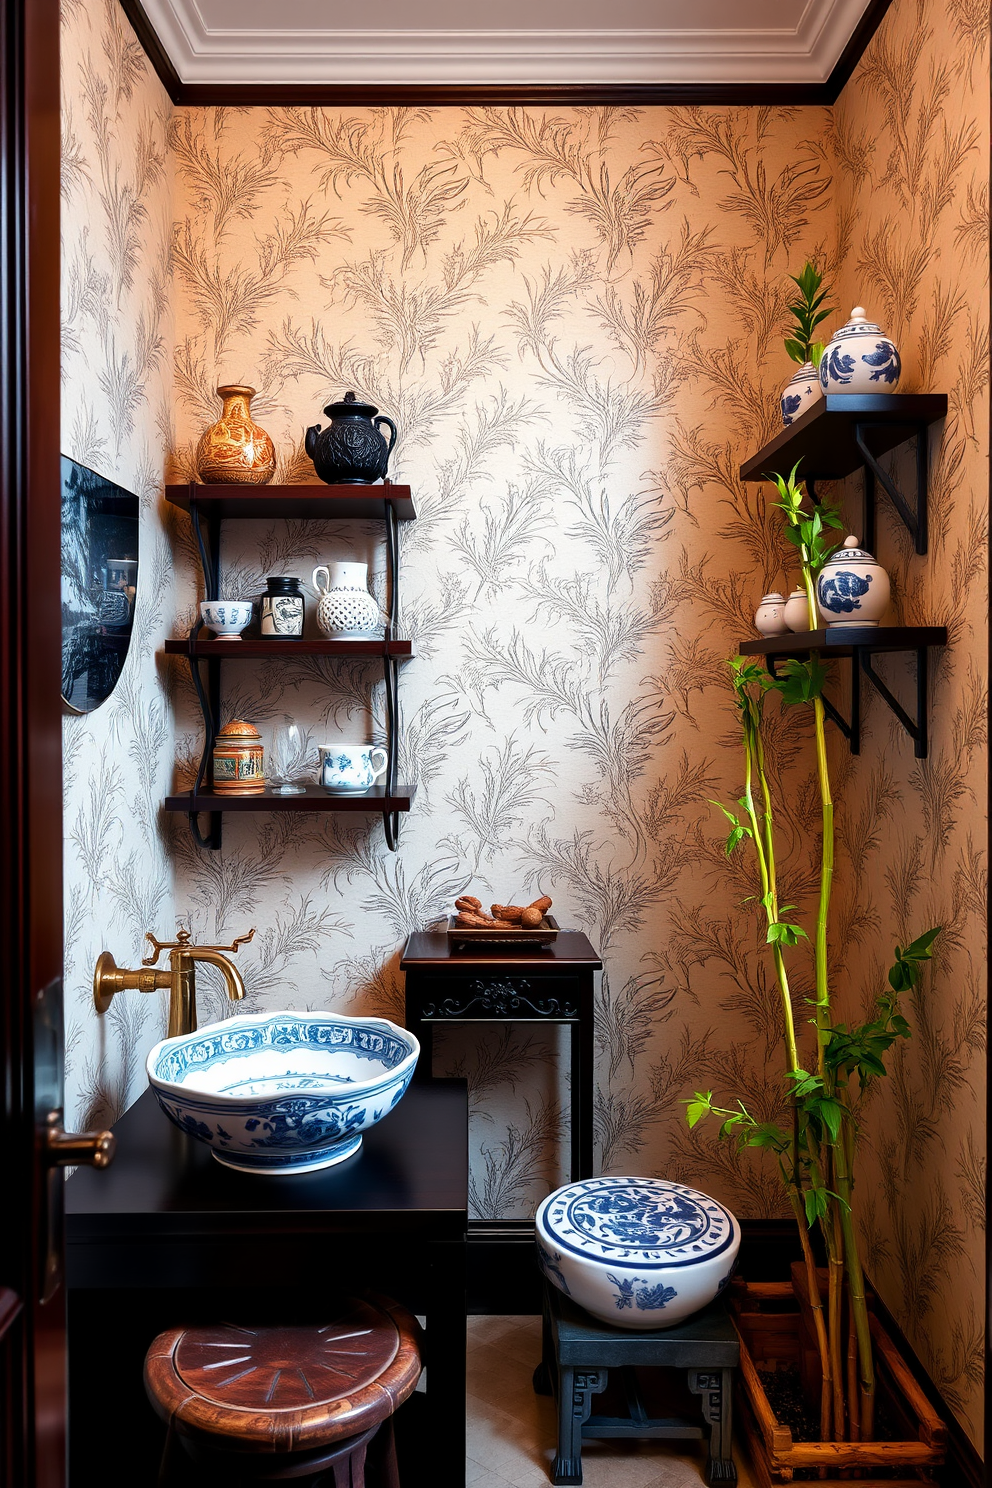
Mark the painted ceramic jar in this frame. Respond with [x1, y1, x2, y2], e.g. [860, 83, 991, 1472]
[754, 592, 788, 636]
[195, 385, 276, 486]
[535, 1176, 740, 1330]
[818, 307, 901, 394]
[318, 744, 388, 794]
[261, 576, 305, 637]
[816, 535, 890, 628]
[783, 587, 812, 632]
[200, 600, 253, 640]
[780, 362, 823, 426]
[212, 719, 265, 794]
[312, 562, 382, 637]
[305, 391, 397, 485]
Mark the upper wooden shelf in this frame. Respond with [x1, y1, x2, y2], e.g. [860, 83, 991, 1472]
[739, 625, 947, 660]
[739, 395, 948, 484]
[165, 482, 416, 521]
[164, 637, 414, 658]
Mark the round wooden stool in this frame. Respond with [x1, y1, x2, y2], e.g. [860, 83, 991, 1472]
[144, 1294, 423, 1486]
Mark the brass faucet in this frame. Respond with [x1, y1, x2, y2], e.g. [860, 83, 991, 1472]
[93, 927, 256, 1038]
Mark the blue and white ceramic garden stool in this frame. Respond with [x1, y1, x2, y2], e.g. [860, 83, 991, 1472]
[533, 1177, 742, 1484]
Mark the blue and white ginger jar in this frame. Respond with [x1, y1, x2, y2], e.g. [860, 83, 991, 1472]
[819, 306, 901, 394]
[816, 535, 890, 628]
[780, 360, 823, 426]
[535, 1176, 740, 1330]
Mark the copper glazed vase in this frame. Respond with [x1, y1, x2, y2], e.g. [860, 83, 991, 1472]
[195, 385, 276, 486]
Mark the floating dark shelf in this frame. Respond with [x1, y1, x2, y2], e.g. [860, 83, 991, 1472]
[164, 637, 414, 658]
[165, 783, 415, 814]
[165, 481, 416, 521]
[739, 625, 947, 758]
[739, 394, 947, 555]
[739, 625, 947, 660]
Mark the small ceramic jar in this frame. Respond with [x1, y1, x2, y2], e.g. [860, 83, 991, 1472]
[780, 362, 823, 426]
[261, 576, 305, 637]
[195, 385, 276, 486]
[816, 536, 890, 628]
[212, 719, 265, 794]
[755, 592, 788, 636]
[818, 307, 901, 394]
[783, 587, 812, 632]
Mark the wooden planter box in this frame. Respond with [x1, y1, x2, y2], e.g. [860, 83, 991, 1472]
[731, 1276, 946, 1485]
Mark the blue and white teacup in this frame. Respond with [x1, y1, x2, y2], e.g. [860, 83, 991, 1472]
[200, 600, 253, 640]
[319, 744, 388, 793]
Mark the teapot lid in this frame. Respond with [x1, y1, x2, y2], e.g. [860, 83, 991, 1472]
[323, 389, 379, 418]
[822, 534, 878, 566]
[831, 306, 885, 340]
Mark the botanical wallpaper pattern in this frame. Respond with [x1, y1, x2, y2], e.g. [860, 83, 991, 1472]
[60, 0, 176, 1129]
[60, 0, 986, 1450]
[831, 0, 988, 1450]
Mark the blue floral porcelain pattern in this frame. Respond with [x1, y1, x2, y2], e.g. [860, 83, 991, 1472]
[818, 570, 873, 615]
[542, 1177, 736, 1269]
[606, 1274, 679, 1311]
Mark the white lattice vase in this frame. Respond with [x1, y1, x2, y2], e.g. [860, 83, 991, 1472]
[312, 562, 383, 637]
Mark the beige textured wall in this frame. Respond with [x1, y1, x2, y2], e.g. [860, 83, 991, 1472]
[830, 0, 988, 1450]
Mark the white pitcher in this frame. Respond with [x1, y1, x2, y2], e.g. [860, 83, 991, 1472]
[311, 562, 382, 637]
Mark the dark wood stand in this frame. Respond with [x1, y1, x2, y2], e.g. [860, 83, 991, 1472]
[535, 1284, 740, 1486]
[401, 931, 601, 1234]
[66, 1081, 468, 1488]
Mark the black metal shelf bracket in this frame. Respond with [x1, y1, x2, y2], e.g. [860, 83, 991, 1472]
[765, 643, 929, 758]
[854, 420, 928, 555]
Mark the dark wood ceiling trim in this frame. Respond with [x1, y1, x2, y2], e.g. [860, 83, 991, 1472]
[118, 0, 890, 108]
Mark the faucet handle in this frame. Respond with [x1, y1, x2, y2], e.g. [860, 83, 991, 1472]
[142, 927, 256, 966]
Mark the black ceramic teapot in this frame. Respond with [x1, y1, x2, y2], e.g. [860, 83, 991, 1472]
[305, 391, 398, 485]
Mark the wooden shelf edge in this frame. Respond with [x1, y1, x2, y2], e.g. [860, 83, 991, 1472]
[740, 393, 948, 483]
[165, 481, 416, 521]
[163, 637, 415, 657]
[739, 625, 947, 657]
[164, 784, 415, 813]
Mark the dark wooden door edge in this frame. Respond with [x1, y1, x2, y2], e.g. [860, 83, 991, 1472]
[118, 0, 892, 108]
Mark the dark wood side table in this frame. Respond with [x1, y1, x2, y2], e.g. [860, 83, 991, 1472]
[66, 1080, 468, 1488]
[535, 1284, 740, 1486]
[401, 930, 601, 1226]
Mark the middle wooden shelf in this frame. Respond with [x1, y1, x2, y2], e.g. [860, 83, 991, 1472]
[164, 637, 415, 658]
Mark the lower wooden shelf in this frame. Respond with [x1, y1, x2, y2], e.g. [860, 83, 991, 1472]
[164, 783, 415, 813]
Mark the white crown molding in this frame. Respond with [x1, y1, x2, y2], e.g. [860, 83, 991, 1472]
[139, 0, 874, 87]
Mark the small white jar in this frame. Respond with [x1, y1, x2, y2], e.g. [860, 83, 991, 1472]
[783, 587, 812, 632]
[819, 307, 901, 394]
[816, 536, 890, 627]
[780, 362, 823, 426]
[755, 592, 788, 636]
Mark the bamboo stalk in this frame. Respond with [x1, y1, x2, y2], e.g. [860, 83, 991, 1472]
[786, 1179, 832, 1441]
[847, 1313, 861, 1440]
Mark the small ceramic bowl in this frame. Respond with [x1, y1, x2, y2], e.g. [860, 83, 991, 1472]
[146, 1011, 420, 1174]
[200, 600, 253, 639]
[536, 1176, 740, 1329]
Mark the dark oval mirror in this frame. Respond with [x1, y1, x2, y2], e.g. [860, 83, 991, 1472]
[61, 456, 140, 714]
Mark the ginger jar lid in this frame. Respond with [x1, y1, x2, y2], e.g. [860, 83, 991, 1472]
[216, 719, 261, 741]
[831, 306, 886, 340]
[822, 534, 878, 567]
[759, 592, 785, 604]
[536, 1176, 737, 1269]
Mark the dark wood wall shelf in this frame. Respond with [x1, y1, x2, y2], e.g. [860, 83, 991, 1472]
[739, 626, 947, 758]
[165, 481, 417, 851]
[739, 394, 947, 554]
[164, 783, 416, 814]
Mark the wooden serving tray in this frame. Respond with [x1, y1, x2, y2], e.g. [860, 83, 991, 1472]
[446, 913, 559, 951]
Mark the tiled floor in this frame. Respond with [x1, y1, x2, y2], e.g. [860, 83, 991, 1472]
[467, 1315, 759, 1488]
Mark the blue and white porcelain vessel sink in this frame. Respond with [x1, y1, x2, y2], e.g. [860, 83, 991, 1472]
[535, 1176, 740, 1329]
[146, 1011, 419, 1175]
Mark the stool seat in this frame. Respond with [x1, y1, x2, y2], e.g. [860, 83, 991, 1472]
[145, 1295, 422, 1458]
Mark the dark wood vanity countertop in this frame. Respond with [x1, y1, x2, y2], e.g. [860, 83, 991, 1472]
[401, 929, 602, 970]
[66, 1080, 468, 1252]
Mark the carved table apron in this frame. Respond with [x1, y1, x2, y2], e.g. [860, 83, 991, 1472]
[401, 930, 601, 1232]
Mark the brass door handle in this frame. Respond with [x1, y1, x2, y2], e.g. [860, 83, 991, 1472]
[44, 1110, 115, 1168]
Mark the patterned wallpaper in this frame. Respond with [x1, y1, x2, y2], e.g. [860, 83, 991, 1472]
[60, 0, 176, 1127]
[59, 0, 986, 1449]
[830, 0, 988, 1450]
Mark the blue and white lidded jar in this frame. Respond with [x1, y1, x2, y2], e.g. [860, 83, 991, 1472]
[535, 1176, 740, 1330]
[816, 535, 890, 628]
[818, 307, 901, 394]
[780, 361, 823, 425]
